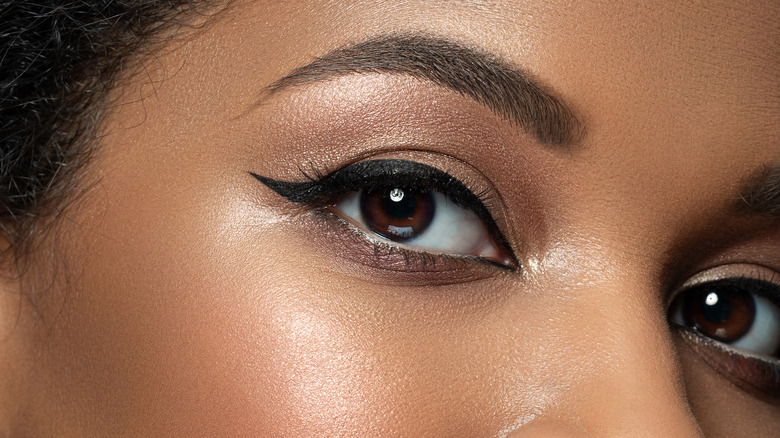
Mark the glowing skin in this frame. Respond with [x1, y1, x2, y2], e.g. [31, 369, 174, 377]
[1, 0, 778, 436]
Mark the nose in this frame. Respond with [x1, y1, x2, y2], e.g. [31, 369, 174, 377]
[503, 275, 704, 437]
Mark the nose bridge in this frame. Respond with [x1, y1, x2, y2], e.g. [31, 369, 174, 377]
[573, 289, 702, 437]
[507, 274, 703, 437]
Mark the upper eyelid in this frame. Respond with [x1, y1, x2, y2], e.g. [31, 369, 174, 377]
[250, 159, 504, 245]
[666, 264, 780, 303]
[676, 264, 780, 290]
[251, 159, 492, 211]
[668, 265, 780, 311]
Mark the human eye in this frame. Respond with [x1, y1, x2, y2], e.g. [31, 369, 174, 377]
[250, 158, 517, 272]
[667, 264, 780, 398]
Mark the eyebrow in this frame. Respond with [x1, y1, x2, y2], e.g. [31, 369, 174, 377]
[260, 34, 584, 146]
[738, 164, 780, 217]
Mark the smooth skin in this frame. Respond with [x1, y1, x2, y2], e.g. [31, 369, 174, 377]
[1, 0, 779, 436]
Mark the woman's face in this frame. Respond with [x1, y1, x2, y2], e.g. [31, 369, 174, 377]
[3, 0, 778, 436]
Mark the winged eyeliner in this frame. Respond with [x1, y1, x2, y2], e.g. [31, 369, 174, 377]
[250, 159, 518, 267]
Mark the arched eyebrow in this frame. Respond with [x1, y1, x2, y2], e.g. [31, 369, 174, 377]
[739, 164, 780, 217]
[259, 33, 584, 147]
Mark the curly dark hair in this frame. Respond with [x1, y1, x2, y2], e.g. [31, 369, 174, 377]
[0, 0, 222, 256]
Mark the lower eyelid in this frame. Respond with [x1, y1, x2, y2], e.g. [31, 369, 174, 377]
[303, 208, 505, 284]
[676, 329, 780, 400]
[325, 208, 471, 270]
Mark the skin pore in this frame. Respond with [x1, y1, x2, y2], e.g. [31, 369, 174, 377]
[1, 0, 778, 436]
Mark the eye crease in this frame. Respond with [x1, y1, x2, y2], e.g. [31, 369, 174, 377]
[250, 159, 518, 270]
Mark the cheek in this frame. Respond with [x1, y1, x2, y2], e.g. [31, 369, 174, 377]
[213, 239, 610, 437]
[26, 163, 695, 437]
[58, 175, 585, 435]
[676, 337, 780, 436]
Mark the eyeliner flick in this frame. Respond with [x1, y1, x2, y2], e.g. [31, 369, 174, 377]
[250, 159, 518, 269]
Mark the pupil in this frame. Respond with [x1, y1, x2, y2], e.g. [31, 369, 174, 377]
[383, 189, 416, 219]
[360, 188, 436, 242]
[699, 291, 731, 324]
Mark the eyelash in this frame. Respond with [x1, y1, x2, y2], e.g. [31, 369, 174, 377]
[250, 159, 517, 272]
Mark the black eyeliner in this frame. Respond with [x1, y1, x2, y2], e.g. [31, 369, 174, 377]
[249, 159, 518, 268]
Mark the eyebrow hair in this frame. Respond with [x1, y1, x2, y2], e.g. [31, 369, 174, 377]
[738, 164, 780, 217]
[261, 34, 584, 146]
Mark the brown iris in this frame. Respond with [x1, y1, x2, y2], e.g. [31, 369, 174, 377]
[679, 283, 756, 343]
[360, 187, 435, 242]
